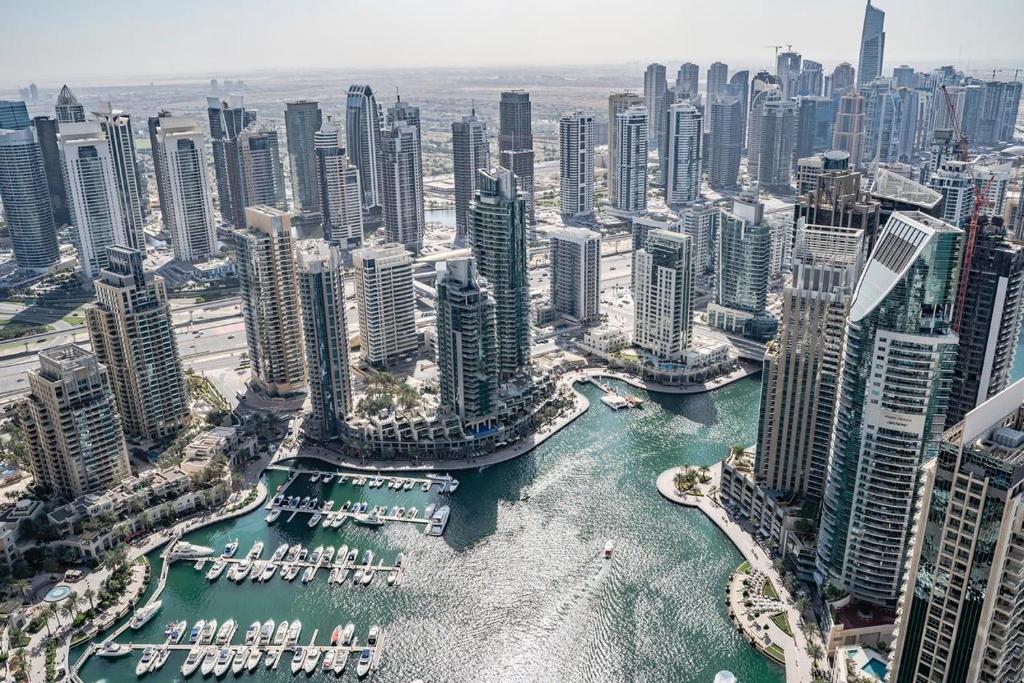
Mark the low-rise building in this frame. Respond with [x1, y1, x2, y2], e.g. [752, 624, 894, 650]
[182, 426, 253, 470]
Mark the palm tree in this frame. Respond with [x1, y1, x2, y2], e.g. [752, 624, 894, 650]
[43, 603, 59, 635]
[83, 587, 96, 610]
[807, 641, 824, 663]
[76, 593, 90, 618]
[800, 619, 818, 640]
[794, 596, 810, 617]
[12, 578, 30, 601]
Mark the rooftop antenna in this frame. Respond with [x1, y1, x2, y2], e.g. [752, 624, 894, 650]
[395, 86, 400, 103]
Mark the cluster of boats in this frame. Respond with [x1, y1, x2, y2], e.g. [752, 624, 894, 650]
[200, 539, 404, 587]
[306, 470, 458, 493]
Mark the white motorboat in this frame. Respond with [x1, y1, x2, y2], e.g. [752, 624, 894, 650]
[245, 646, 262, 672]
[308, 513, 322, 527]
[206, 560, 226, 581]
[188, 620, 205, 644]
[212, 646, 233, 677]
[200, 647, 218, 676]
[407, 507, 417, 518]
[339, 568, 351, 584]
[309, 546, 323, 565]
[129, 601, 162, 630]
[322, 474, 334, 484]
[341, 501, 352, 512]
[260, 563, 277, 581]
[341, 623, 355, 646]
[232, 560, 252, 582]
[290, 647, 306, 674]
[302, 565, 316, 583]
[356, 648, 372, 678]
[427, 506, 451, 536]
[271, 543, 289, 562]
[272, 621, 289, 646]
[604, 541, 614, 559]
[424, 504, 436, 518]
[322, 546, 335, 565]
[215, 619, 236, 645]
[361, 550, 374, 566]
[403, 479, 414, 490]
[259, 619, 275, 645]
[367, 626, 379, 645]
[167, 620, 188, 644]
[323, 649, 335, 673]
[285, 545, 302, 562]
[97, 641, 132, 658]
[332, 647, 349, 674]
[150, 647, 169, 673]
[335, 545, 349, 566]
[354, 513, 384, 528]
[394, 552, 405, 568]
[303, 646, 321, 674]
[198, 619, 217, 645]
[346, 548, 358, 564]
[180, 648, 205, 677]
[387, 572, 397, 586]
[265, 509, 280, 523]
[286, 620, 302, 646]
[231, 647, 249, 675]
[250, 560, 266, 581]
[247, 541, 264, 560]
[321, 513, 334, 528]
[310, 473, 320, 483]
[353, 568, 364, 584]
[244, 621, 261, 645]
[222, 540, 239, 558]
[329, 567, 340, 584]
[330, 514, 345, 528]
[361, 569, 374, 586]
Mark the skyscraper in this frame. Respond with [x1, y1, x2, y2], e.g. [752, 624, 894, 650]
[315, 117, 364, 251]
[946, 220, 1024, 426]
[85, 246, 189, 441]
[644, 64, 668, 145]
[548, 227, 601, 326]
[756, 100, 797, 193]
[706, 62, 729, 102]
[797, 60, 824, 97]
[451, 110, 489, 246]
[0, 128, 60, 270]
[498, 91, 535, 227]
[0, 100, 30, 129]
[607, 92, 644, 206]
[18, 344, 130, 500]
[611, 106, 649, 215]
[468, 168, 530, 381]
[633, 230, 694, 360]
[755, 225, 864, 499]
[747, 73, 781, 180]
[728, 71, 750, 146]
[207, 96, 256, 227]
[231, 121, 287, 228]
[665, 102, 703, 207]
[857, 1, 886, 86]
[380, 111, 425, 253]
[863, 84, 917, 164]
[832, 93, 866, 168]
[558, 111, 595, 220]
[435, 257, 498, 429]
[708, 194, 773, 338]
[775, 51, 802, 101]
[708, 96, 742, 190]
[55, 85, 85, 125]
[31, 116, 70, 227]
[296, 240, 352, 441]
[58, 122, 128, 278]
[284, 100, 323, 215]
[346, 85, 384, 215]
[892, 64, 915, 89]
[94, 104, 146, 253]
[890, 379, 1024, 682]
[351, 243, 417, 368]
[927, 158, 973, 227]
[676, 63, 700, 98]
[680, 203, 721, 279]
[794, 96, 835, 161]
[830, 62, 856, 94]
[817, 211, 962, 606]
[151, 116, 218, 262]
[794, 161, 880, 256]
[234, 206, 306, 397]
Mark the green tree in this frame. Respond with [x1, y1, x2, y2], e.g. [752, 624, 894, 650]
[83, 587, 96, 610]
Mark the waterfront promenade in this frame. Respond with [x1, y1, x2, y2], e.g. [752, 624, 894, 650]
[656, 464, 814, 682]
[581, 362, 760, 395]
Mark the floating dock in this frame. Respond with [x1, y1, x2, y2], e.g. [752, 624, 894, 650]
[586, 377, 644, 409]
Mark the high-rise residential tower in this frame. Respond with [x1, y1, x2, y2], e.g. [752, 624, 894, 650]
[817, 211, 962, 606]
[234, 206, 306, 397]
[498, 91, 535, 227]
[832, 93, 866, 168]
[633, 229, 694, 360]
[380, 111, 425, 253]
[58, 121, 128, 278]
[706, 62, 729, 102]
[468, 168, 530, 381]
[755, 225, 864, 499]
[775, 51, 802, 100]
[548, 226, 601, 326]
[676, 63, 700, 98]
[830, 63, 856, 95]
[665, 102, 703, 207]
[946, 221, 1024, 426]
[708, 96, 743, 190]
[315, 117, 364, 251]
[607, 92, 644, 206]
[18, 344, 130, 500]
[351, 243, 417, 368]
[708, 194, 773, 338]
[435, 257, 499, 429]
[756, 100, 797, 193]
[207, 96, 256, 227]
[0, 100, 30, 129]
[230, 121, 287, 229]
[728, 71, 751, 147]
[558, 111, 595, 220]
[151, 116, 218, 262]
[857, 1, 886, 86]
[85, 246, 189, 441]
[747, 74, 782, 180]
[889, 379, 1024, 682]
[451, 110, 490, 246]
[30, 115, 70, 227]
[55, 85, 85, 125]
[346, 85, 384, 215]
[94, 104, 146, 253]
[296, 240, 352, 441]
[611, 106, 649, 215]
[644, 64, 668, 145]
[0, 128, 60, 269]
[797, 60, 824, 97]
[284, 100, 323, 216]
[794, 96, 835, 161]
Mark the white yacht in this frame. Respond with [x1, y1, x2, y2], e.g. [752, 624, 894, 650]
[290, 647, 306, 675]
[265, 509, 280, 523]
[180, 648, 205, 677]
[259, 619, 275, 645]
[135, 646, 157, 676]
[212, 647, 233, 677]
[129, 601, 162, 630]
[356, 648, 372, 678]
[205, 560, 226, 581]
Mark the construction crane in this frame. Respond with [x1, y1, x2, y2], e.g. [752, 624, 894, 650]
[942, 84, 993, 334]
[763, 44, 792, 59]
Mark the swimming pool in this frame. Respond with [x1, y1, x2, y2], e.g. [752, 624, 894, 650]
[861, 657, 889, 680]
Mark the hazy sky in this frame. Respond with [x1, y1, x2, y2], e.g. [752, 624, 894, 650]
[3, 0, 1024, 85]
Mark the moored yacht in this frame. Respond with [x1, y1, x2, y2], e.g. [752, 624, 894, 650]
[135, 646, 157, 676]
[356, 648, 372, 678]
[129, 601, 162, 630]
[180, 647, 205, 677]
